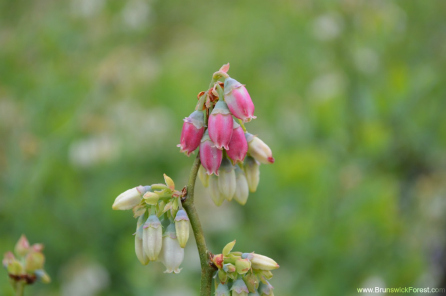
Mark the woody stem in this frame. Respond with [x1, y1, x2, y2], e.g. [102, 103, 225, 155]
[182, 154, 216, 296]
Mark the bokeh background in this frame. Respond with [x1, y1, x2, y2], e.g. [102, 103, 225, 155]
[1, 0, 446, 295]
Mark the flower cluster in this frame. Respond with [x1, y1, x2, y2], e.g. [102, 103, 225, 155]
[112, 174, 190, 273]
[2, 235, 51, 290]
[178, 64, 274, 206]
[212, 241, 279, 296]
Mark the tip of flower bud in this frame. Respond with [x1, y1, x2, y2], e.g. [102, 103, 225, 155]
[267, 157, 275, 163]
[15, 235, 30, 257]
[224, 78, 242, 94]
[174, 209, 189, 222]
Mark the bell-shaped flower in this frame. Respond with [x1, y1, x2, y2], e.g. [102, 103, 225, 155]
[174, 209, 190, 248]
[143, 214, 162, 261]
[243, 156, 260, 192]
[209, 174, 225, 206]
[218, 157, 236, 201]
[227, 121, 248, 164]
[258, 281, 274, 296]
[160, 224, 184, 273]
[244, 272, 260, 293]
[233, 166, 249, 205]
[231, 278, 249, 296]
[135, 215, 150, 265]
[224, 78, 256, 122]
[198, 165, 209, 187]
[177, 111, 206, 156]
[200, 130, 222, 175]
[245, 133, 274, 164]
[216, 283, 231, 296]
[208, 100, 233, 150]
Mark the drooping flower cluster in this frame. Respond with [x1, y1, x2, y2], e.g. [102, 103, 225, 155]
[212, 241, 279, 296]
[2, 235, 51, 290]
[178, 64, 274, 206]
[112, 174, 190, 273]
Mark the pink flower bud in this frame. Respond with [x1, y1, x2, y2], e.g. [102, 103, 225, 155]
[177, 111, 205, 156]
[227, 121, 248, 164]
[15, 235, 30, 257]
[199, 130, 222, 175]
[245, 133, 274, 164]
[2, 252, 15, 268]
[224, 78, 256, 122]
[208, 100, 233, 150]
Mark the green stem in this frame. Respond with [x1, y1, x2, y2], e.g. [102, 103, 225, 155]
[15, 281, 25, 296]
[182, 154, 216, 296]
[209, 71, 229, 88]
[237, 119, 247, 132]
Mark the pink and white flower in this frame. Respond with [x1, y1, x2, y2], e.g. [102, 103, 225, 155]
[177, 111, 205, 156]
[208, 100, 233, 150]
[199, 130, 223, 175]
[226, 121, 248, 164]
[224, 78, 256, 122]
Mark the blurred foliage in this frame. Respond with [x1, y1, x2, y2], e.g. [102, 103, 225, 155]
[1, 0, 446, 295]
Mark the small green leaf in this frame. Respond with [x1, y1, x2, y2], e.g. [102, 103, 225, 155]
[223, 240, 236, 256]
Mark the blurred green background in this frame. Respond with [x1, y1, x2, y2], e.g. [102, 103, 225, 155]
[1, 0, 446, 295]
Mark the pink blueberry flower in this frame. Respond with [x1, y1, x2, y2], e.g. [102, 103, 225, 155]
[226, 120, 248, 164]
[199, 130, 223, 175]
[224, 78, 256, 123]
[177, 111, 205, 156]
[208, 100, 233, 150]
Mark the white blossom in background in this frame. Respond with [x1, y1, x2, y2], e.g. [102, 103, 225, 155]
[354, 47, 380, 75]
[312, 13, 344, 41]
[122, 0, 152, 30]
[70, 0, 104, 18]
[68, 134, 119, 168]
[61, 258, 110, 296]
[360, 276, 386, 296]
[307, 71, 347, 102]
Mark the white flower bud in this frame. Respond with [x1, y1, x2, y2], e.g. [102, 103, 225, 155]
[209, 175, 225, 206]
[215, 283, 230, 296]
[218, 157, 236, 201]
[112, 185, 149, 210]
[245, 133, 274, 164]
[249, 254, 279, 271]
[259, 281, 274, 296]
[135, 215, 149, 265]
[198, 165, 209, 187]
[231, 279, 249, 296]
[233, 166, 249, 205]
[174, 209, 190, 248]
[143, 215, 162, 261]
[243, 156, 260, 192]
[160, 224, 184, 273]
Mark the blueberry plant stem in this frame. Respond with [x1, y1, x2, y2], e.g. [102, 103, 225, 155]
[15, 282, 24, 296]
[182, 154, 216, 296]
